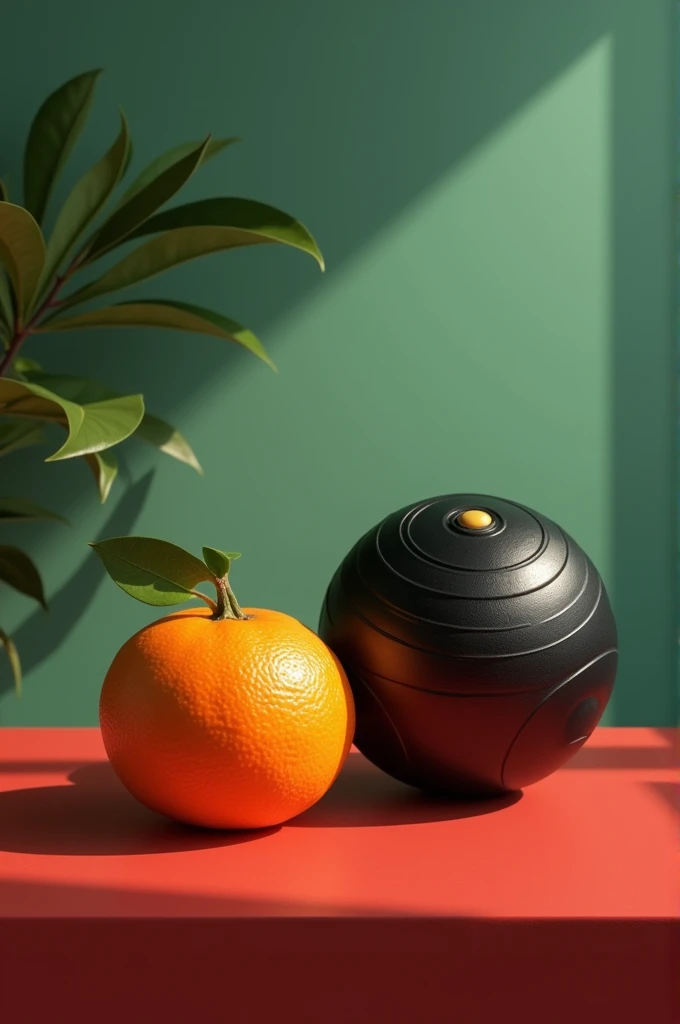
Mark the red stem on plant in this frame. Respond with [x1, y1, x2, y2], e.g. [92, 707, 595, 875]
[0, 267, 74, 378]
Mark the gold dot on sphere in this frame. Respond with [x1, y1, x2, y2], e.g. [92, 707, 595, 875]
[456, 509, 493, 530]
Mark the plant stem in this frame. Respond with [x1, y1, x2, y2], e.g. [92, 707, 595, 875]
[191, 590, 219, 615]
[0, 266, 75, 378]
[214, 574, 248, 621]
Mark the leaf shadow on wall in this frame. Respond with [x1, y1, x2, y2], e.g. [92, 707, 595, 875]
[0, 471, 154, 697]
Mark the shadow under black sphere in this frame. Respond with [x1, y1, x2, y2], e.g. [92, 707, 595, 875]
[286, 753, 522, 828]
[0, 762, 280, 856]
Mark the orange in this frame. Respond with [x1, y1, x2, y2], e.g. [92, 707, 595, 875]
[99, 607, 355, 829]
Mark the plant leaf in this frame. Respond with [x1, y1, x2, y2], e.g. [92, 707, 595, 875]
[0, 545, 47, 609]
[0, 269, 13, 335]
[0, 420, 47, 456]
[91, 535, 214, 607]
[16, 370, 202, 474]
[0, 497, 68, 523]
[202, 546, 240, 578]
[135, 412, 202, 473]
[14, 369, 112, 403]
[23, 69, 102, 225]
[45, 393, 144, 462]
[127, 197, 324, 268]
[0, 626, 21, 696]
[0, 203, 46, 320]
[12, 356, 42, 376]
[84, 449, 118, 503]
[0, 377, 144, 460]
[0, 376, 83, 424]
[0, 180, 8, 203]
[117, 137, 240, 206]
[20, 378, 122, 499]
[41, 300, 275, 369]
[60, 214, 323, 311]
[37, 110, 131, 300]
[80, 136, 211, 262]
[121, 139, 134, 179]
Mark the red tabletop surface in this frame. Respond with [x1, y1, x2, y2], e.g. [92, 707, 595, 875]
[1, 726, 677, 1023]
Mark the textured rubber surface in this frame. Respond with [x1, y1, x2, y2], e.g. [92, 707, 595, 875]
[319, 493, 618, 794]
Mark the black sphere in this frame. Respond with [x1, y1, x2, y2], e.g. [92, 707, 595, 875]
[319, 493, 618, 796]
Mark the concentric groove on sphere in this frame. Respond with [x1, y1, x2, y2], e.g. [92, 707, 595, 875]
[351, 529, 592, 632]
[400, 499, 550, 573]
[334, 562, 606, 661]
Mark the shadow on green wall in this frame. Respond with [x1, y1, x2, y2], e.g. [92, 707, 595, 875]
[0, 473, 154, 698]
[610, 7, 675, 725]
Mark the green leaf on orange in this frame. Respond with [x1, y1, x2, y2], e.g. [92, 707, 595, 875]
[91, 535, 215, 608]
[202, 546, 241, 578]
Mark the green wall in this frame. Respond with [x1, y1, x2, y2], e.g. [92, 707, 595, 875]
[0, 0, 675, 725]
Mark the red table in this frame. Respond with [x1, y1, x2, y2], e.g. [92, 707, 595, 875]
[0, 727, 676, 1023]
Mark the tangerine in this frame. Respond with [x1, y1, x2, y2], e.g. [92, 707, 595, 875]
[99, 606, 355, 829]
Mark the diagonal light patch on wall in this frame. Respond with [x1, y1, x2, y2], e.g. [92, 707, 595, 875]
[7, 37, 615, 598]
[222, 37, 613, 571]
